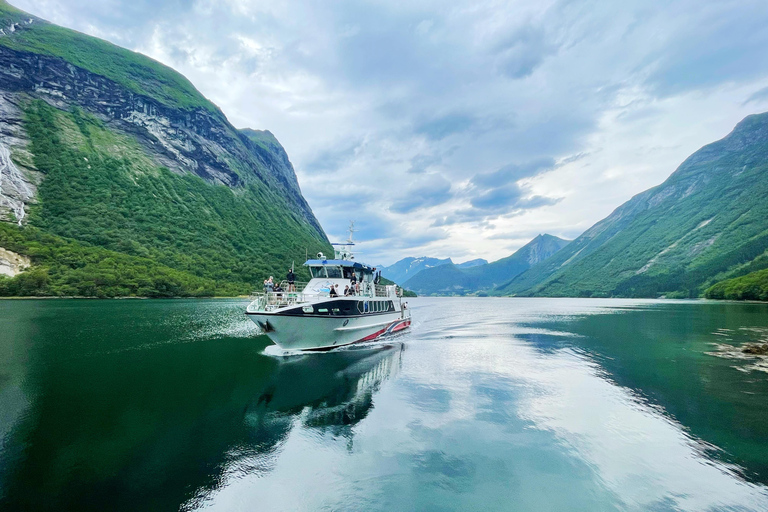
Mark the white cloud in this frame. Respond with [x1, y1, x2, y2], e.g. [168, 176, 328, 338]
[13, 0, 768, 264]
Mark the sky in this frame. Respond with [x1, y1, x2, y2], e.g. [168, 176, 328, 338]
[13, 0, 768, 265]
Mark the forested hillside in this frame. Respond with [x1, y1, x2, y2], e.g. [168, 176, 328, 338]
[500, 112, 768, 298]
[0, 1, 330, 296]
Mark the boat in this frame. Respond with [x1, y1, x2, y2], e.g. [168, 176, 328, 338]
[245, 227, 411, 351]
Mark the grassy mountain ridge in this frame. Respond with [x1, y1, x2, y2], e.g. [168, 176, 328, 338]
[500, 112, 768, 298]
[0, 2, 331, 296]
[0, 1, 219, 113]
[404, 234, 569, 295]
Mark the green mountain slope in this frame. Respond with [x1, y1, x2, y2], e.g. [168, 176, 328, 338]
[403, 234, 569, 295]
[0, 2, 217, 112]
[0, 2, 330, 296]
[705, 269, 768, 301]
[500, 112, 768, 298]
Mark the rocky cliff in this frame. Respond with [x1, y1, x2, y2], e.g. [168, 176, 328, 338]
[0, 1, 330, 296]
[0, 36, 322, 233]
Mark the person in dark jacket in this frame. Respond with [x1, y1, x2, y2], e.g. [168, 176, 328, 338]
[287, 268, 296, 292]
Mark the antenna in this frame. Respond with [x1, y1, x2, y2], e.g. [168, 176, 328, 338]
[347, 220, 356, 244]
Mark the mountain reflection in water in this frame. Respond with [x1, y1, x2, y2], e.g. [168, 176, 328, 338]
[183, 344, 403, 510]
[2, 298, 768, 512]
[0, 298, 402, 512]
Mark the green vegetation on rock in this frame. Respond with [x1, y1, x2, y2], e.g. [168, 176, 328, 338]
[30, 100, 329, 285]
[0, 2, 332, 297]
[0, 1, 219, 113]
[705, 269, 768, 301]
[0, 223, 238, 297]
[500, 112, 768, 299]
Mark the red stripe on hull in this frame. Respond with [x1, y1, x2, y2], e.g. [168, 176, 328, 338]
[391, 320, 410, 332]
[353, 318, 411, 344]
[358, 327, 388, 342]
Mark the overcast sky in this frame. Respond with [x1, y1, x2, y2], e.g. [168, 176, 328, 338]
[14, 0, 768, 265]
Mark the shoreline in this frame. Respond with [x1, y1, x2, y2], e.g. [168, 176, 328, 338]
[1, 295, 766, 303]
[0, 295, 251, 300]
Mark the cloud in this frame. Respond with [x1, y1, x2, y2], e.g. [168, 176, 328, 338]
[744, 86, 768, 105]
[470, 158, 555, 189]
[492, 24, 557, 79]
[390, 174, 453, 214]
[415, 113, 475, 140]
[303, 139, 362, 174]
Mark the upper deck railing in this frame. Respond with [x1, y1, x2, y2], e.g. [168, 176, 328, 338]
[248, 280, 402, 312]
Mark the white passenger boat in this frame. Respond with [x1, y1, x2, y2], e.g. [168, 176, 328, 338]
[246, 231, 411, 351]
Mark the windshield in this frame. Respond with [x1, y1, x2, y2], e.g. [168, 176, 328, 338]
[326, 266, 342, 279]
[309, 266, 326, 278]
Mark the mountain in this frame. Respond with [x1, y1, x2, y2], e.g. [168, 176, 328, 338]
[456, 258, 488, 269]
[403, 234, 569, 295]
[705, 268, 768, 301]
[0, 1, 331, 297]
[378, 256, 452, 285]
[499, 112, 768, 298]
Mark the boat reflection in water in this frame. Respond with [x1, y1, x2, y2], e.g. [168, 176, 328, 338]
[254, 343, 402, 429]
[183, 342, 404, 509]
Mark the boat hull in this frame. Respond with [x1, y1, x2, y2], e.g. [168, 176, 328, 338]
[247, 311, 411, 351]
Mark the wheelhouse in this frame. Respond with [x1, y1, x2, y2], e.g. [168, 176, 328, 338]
[305, 259, 374, 282]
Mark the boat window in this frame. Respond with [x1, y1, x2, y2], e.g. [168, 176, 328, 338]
[387, 301, 394, 311]
[316, 307, 328, 314]
[309, 266, 326, 278]
[326, 266, 342, 279]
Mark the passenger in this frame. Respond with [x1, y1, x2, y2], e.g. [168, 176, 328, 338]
[350, 271, 358, 293]
[329, 284, 338, 297]
[286, 268, 295, 292]
[265, 276, 274, 292]
[344, 285, 350, 296]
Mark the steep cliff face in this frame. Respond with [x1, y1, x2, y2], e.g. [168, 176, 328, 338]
[0, 1, 330, 296]
[0, 43, 321, 233]
[0, 100, 35, 224]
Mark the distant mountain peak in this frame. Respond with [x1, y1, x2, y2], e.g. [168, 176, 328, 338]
[499, 112, 768, 298]
[401, 234, 569, 295]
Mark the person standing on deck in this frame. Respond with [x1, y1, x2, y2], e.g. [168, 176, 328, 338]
[286, 268, 296, 292]
[350, 269, 358, 294]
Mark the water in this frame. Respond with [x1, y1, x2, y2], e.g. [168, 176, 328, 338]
[1, 297, 768, 511]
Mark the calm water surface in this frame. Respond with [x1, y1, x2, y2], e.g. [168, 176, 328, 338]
[1, 297, 768, 511]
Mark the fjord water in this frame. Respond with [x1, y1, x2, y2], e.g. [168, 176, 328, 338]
[1, 298, 768, 511]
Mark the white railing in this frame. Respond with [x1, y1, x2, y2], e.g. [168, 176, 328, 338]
[248, 280, 403, 312]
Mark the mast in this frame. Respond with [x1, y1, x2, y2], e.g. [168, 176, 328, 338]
[347, 220, 355, 244]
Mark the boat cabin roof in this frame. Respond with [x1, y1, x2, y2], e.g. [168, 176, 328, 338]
[304, 259, 373, 271]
